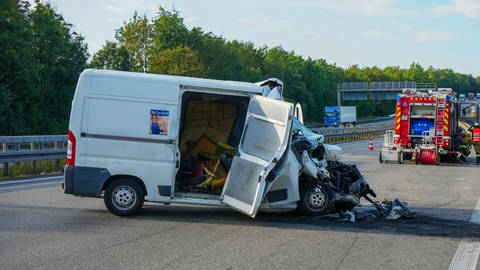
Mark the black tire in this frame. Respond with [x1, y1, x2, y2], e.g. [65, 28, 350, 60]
[398, 152, 404, 164]
[379, 152, 384, 163]
[104, 179, 144, 216]
[297, 181, 335, 216]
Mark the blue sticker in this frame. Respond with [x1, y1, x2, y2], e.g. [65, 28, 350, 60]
[150, 109, 169, 116]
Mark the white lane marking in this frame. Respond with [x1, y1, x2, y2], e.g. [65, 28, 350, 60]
[448, 198, 480, 270]
[0, 180, 62, 192]
[449, 242, 480, 270]
[0, 175, 63, 186]
[470, 199, 480, 225]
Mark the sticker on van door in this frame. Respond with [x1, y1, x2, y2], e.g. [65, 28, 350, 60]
[149, 109, 169, 135]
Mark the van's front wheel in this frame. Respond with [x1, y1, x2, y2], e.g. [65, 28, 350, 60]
[297, 181, 334, 216]
[104, 179, 144, 216]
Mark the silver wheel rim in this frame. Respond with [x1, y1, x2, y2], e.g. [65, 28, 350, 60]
[306, 186, 327, 210]
[111, 185, 136, 211]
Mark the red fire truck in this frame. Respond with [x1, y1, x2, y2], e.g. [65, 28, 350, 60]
[381, 88, 459, 164]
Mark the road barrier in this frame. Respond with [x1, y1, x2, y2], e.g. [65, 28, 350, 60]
[313, 124, 391, 136]
[322, 127, 388, 144]
[0, 135, 67, 176]
[0, 125, 390, 177]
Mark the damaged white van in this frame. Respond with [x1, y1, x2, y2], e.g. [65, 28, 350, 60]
[64, 69, 299, 218]
[64, 69, 376, 218]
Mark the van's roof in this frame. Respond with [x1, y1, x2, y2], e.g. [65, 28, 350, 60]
[83, 69, 263, 94]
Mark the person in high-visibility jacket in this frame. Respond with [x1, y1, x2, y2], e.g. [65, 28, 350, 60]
[454, 128, 470, 163]
[470, 122, 480, 163]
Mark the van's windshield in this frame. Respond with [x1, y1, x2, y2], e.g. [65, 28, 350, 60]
[292, 117, 324, 148]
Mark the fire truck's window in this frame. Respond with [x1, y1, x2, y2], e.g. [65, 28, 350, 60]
[411, 105, 435, 116]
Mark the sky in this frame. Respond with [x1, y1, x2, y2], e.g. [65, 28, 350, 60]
[32, 0, 480, 77]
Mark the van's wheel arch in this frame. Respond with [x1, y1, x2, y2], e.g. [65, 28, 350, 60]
[104, 178, 144, 216]
[297, 180, 334, 216]
[103, 175, 147, 196]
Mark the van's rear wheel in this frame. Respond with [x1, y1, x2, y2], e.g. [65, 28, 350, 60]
[297, 181, 334, 216]
[104, 179, 144, 216]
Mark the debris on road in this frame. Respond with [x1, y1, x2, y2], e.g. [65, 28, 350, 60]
[384, 199, 415, 220]
[341, 199, 415, 222]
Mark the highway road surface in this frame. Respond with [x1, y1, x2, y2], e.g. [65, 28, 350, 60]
[1, 138, 479, 270]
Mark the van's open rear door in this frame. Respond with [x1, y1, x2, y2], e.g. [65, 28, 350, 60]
[222, 96, 293, 217]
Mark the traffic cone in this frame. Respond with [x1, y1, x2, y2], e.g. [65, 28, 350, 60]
[368, 137, 374, 151]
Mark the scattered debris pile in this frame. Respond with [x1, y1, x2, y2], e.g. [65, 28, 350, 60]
[336, 199, 415, 222]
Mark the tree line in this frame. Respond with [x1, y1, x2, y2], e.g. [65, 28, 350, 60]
[0, 0, 88, 135]
[1, 2, 479, 135]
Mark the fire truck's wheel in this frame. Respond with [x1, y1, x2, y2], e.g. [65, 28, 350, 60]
[297, 181, 334, 216]
[379, 152, 384, 163]
[104, 179, 144, 216]
[398, 152, 404, 164]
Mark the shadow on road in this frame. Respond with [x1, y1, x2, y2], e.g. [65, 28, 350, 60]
[131, 204, 480, 239]
[1, 202, 479, 240]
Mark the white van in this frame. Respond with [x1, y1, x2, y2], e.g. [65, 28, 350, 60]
[64, 69, 303, 218]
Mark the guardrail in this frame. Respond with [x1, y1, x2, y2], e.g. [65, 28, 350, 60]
[312, 124, 391, 136]
[322, 128, 388, 144]
[0, 135, 67, 176]
[0, 125, 391, 177]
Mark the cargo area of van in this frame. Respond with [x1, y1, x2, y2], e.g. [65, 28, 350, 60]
[175, 92, 250, 199]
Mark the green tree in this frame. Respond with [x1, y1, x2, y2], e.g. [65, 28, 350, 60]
[90, 41, 130, 70]
[150, 45, 205, 76]
[0, 0, 35, 134]
[116, 13, 152, 72]
[29, 1, 88, 134]
[404, 63, 427, 82]
[0, 0, 88, 135]
[150, 7, 189, 51]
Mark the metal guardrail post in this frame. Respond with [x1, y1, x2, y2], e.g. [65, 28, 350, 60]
[2, 163, 8, 177]
[54, 142, 60, 171]
[30, 142, 36, 174]
[2, 143, 7, 177]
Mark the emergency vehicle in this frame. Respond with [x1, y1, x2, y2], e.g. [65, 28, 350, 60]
[380, 88, 459, 164]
